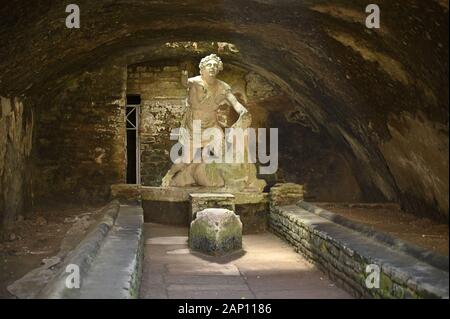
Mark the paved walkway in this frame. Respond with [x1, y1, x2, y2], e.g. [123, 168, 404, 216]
[139, 223, 352, 299]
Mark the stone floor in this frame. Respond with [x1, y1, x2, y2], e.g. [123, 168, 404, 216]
[139, 223, 352, 299]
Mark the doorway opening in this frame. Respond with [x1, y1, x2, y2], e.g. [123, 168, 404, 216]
[126, 94, 141, 184]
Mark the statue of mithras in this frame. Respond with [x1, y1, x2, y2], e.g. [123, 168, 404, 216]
[161, 54, 266, 192]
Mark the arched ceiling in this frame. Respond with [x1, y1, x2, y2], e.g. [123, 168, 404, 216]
[0, 0, 448, 218]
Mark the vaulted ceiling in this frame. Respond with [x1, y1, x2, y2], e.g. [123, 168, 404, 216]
[0, 0, 448, 219]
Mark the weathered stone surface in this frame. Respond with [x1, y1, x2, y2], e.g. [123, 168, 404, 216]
[189, 208, 242, 256]
[245, 72, 277, 100]
[135, 186, 269, 232]
[75, 205, 144, 299]
[139, 186, 268, 204]
[132, 61, 187, 186]
[33, 65, 127, 205]
[143, 200, 190, 226]
[0, 96, 33, 229]
[235, 202, 269, 234]
[110, 184, 141, 203]
[7, 256, 62, 299]
[189, 193, 235, 222]
[269, 183, 305, 208]
[269, 204, 449, 299]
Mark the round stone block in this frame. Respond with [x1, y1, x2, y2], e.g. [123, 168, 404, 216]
[189, 208, 242, 256]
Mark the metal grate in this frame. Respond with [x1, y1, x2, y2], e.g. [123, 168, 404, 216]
[125, 103, 141, 184]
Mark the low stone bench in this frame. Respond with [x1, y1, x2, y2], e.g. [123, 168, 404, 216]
[269, 204, 449, 299]
[189, 208, 242, 256]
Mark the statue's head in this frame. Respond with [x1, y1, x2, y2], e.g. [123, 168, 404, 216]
[199, 54, 223, 78]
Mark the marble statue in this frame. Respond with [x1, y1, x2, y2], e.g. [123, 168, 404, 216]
[161, 54, 266, 192]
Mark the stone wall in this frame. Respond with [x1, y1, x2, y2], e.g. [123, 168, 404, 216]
[127, 59, 365, 202]
[269, 201, 449, 298]
[127, 62, 187, 185]
[380, 112, 449, 220]
[267, 108, 365, 202]
[33, 65, 127, 205]
[0, 96, 33, 229]
[31, 55, 363, 208]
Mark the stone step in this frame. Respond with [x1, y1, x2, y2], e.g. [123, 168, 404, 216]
[270, 205, 449, 299]
[74, 205, 144, 299]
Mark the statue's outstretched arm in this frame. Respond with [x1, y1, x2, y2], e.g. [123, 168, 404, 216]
[226, 92, 248, 127]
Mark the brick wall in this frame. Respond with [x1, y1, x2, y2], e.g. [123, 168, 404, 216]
[128, 63, 187, 185]
[34, 64, 127, 204]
